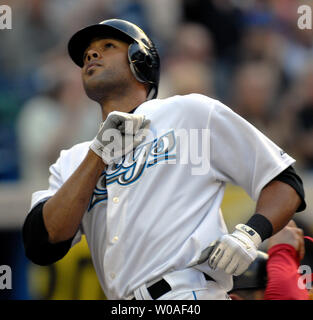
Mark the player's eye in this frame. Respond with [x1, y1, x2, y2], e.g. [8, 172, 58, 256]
[104, 42, 115, 49]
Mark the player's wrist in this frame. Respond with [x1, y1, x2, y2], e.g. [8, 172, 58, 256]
[90, 138, 103, 157]
[87, 147, 107, 170]
[246, 213, 273, 242]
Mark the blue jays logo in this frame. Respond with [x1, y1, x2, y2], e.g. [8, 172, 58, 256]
[88, 130, 176, 210]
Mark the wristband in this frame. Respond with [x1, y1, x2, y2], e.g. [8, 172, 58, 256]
[246, 213, 273, 241]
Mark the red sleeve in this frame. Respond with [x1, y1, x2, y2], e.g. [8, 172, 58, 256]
[264, 244, 309, 300]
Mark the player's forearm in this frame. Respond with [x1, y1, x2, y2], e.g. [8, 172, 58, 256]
[43, 150, 105, 243]
[255, 180, 301, 235]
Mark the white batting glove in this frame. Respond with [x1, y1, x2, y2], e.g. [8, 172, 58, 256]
[208, 224, 262, 276]
[90, 111, 150, 165]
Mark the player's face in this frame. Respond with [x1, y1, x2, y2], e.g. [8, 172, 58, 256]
[81, 37, 134, 101]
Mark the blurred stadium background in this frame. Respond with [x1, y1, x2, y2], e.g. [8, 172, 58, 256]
[0, 0, 313, 299]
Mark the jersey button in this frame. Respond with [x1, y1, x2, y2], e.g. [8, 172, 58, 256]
[110, 272, 116, 279]
[112, 236, 119, 243]
[113, 197, 119, 203]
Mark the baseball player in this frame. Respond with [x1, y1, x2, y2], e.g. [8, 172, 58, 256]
[22, 19, 306, 300]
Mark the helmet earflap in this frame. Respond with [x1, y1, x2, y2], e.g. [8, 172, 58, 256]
[128, 42, 153, 83]
[128, 40, 159, 100]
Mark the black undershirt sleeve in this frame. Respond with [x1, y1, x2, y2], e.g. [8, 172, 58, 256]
[271, 165, 306, 212]
[22, 200, 74, 266]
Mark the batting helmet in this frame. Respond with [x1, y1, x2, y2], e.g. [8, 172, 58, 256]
[229, 251, 268, 292]
[68, 19, 160, 100]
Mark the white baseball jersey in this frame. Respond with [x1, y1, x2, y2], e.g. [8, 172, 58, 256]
[29, 93, 295, 299]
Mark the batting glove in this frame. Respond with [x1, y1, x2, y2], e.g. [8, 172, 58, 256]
[90, 111, 150, 165]
[208, 224, 262, 276]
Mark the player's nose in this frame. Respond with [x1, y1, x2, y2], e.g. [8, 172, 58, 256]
[85, 49, 101, 63]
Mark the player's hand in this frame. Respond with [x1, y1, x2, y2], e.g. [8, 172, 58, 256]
[208, 224, 262, 276]
[268, 220, 305, 260]
[90, 111, 150, 165]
